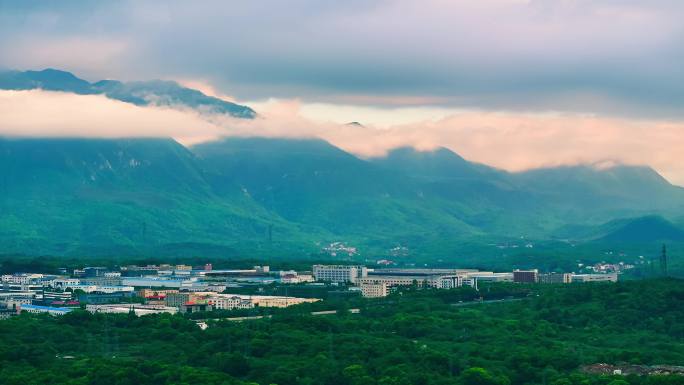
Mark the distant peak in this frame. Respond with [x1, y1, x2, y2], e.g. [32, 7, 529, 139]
[345, 121, 365, 128]
[0, 68, 256, 119]
[590, 159, 623, 171]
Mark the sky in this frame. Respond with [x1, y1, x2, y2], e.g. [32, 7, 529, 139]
[1, 0, 684, 183]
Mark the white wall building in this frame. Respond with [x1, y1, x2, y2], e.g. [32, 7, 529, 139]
[571, 273, 618, 283]
[312, 265, 368, 283]
[207, 295, 254, 310]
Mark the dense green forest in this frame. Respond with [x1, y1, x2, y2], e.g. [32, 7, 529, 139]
[1, 279, 683, 385]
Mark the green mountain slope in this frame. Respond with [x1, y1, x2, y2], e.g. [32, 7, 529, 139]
[192, 138, 479, 241]
[596, 215, 684, 243]
[0, 138, 303, 255]
[1, 136, 684, 256]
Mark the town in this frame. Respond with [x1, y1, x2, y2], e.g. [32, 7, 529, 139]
[0, 262, 619, 319]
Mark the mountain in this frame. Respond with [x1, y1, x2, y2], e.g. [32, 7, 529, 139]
[370, 146, 504, 181]
[1, 136, 684, 256]
[192, 138, 478, 239]
[0, 138, 294, 255]
[512, 164, 684, 212]
[596, 216, 684, 243]
[0, 69, 255, 118]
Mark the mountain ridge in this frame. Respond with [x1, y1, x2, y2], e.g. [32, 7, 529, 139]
[0, 69, 256, 118]
[0, 135, 683, 256]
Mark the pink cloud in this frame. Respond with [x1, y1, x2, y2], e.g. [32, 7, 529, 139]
[2, 90, 684, 186]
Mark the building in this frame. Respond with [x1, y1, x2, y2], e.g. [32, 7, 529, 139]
[539, 273, 572, 284]
[136, 288, 179, 298]
[85, 304, 178, 316]
[122, 277, 193, 289]
[1, 273, 44, 285]
[571, 273, 618, 283]
[81, 275, 123, 287]
[249, 295, 319, 308]
[370, 268, 478, 276]
[49, 278, 81, 289]
[280, 273, 315, 284]
[165, 292, 197, 308]
[207, 295, 254, 310]
[312, 265, 368, 283]
[464, 272, 513, 283]
[513, 269, 539, 283]
[2, 297, 32, 310]
[78, 292, 135, 304]
[180, 303, 213, 313]
[84, 267, 109, 278]
[359, 282, 388, 298]
[357, 274, 476, 297]
[19, 304, 74, 316]
[62, 284, 134, 294]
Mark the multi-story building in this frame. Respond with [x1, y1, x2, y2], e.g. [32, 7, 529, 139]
[78, 292, 135, 304]
[136, 288, 179, 298]
[359, 282, 388, 298]
[49, 278, 81, 289]
[1, 274, 44, 285]
[207, 295, 254, 310]
[513, 269, 539, 283]
[539, 273, 573, 284]
[571, 273, 618, 283]
[312, 265, 368, 283]
[165, 292, 196, 308]
[463, 272, 513, 283]
[2, 297, 32, 310]
[357, 274, 475, 297]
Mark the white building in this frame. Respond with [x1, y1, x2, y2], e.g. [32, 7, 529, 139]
[62, 284, 134, 294]
[463, 272, 514, 283]
[1, 274, 44, 284]
[49, 278, 81, 289]
[357, 274, 476, 297]
[312, 265, 368, 283]
[571, 273, 618, 283]
[122, 277, 195, 288]
[207, 295, 254, 310]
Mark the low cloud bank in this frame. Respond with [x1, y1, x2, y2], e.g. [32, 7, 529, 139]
[2, 90, 684, 185]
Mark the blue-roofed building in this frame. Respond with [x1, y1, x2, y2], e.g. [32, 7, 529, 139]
[19, 304, 74, 316]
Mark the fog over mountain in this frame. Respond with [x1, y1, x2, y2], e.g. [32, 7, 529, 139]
[3, 69, 684, 186]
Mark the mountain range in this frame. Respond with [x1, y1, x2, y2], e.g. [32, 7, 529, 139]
[1, 69, 684, 258]
[0, 68, 255, 118]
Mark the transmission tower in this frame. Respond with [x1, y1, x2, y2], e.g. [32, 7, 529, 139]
[660, 244, 668, 277]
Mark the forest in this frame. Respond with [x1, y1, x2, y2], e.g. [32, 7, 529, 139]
[1, 279, 683, 385]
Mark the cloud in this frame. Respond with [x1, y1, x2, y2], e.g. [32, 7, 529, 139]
[0, 90, 224, 145]
[2, 89, 684, 186]
[210, 98, 684, 186]
[1, 0, 684, 117]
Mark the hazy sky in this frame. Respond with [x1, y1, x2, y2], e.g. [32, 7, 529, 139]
[1, 0, 684, 182]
